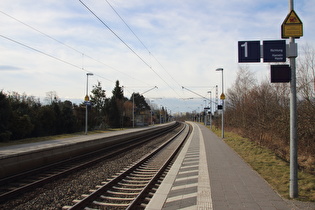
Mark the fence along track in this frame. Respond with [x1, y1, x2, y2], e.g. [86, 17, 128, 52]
[64, 123, 191, 210]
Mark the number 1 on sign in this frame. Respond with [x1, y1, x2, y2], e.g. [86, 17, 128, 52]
[238, 40, 260, 63]
[241, 42, 248, 57]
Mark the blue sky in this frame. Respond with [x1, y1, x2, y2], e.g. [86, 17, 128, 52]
[0, 0, 314, 114]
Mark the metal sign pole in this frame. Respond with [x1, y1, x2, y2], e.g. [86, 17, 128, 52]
[237, 0, 301, 198]
[288, 0, 298, 198]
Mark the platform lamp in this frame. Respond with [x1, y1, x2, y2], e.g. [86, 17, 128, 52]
[216, 68, 224, 138]
[85, 72, 93, 134]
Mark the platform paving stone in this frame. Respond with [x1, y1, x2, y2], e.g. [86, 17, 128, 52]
[146, 122, 315, 209]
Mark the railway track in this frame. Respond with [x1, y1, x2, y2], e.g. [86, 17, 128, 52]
[0, 122, 182, 204]
[63, 123, 191, 209]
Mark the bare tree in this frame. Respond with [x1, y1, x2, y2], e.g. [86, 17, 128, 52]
[296, 44, 315, 169]
[45, 91, 59, 104]
[297, 44, 315, 100]
[226, 66, 257, 130]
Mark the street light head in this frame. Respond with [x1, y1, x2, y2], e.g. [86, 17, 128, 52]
[87, 73, 94, 76]
[216, 68, 223, 71]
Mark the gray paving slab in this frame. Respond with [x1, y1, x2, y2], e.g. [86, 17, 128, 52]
[147, 122, 315, 210]
[197, 123, 314, 210]
[147, 122, 212, 210]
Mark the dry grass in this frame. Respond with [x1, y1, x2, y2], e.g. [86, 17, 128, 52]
[210, 127, 315, 202]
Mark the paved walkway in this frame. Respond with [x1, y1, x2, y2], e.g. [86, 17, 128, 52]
[146, 122, 315, 209]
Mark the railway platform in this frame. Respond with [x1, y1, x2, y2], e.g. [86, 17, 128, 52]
[0, 123, 174, 179]
[146, 122, 315, 210]
[0, 126, 152, 158]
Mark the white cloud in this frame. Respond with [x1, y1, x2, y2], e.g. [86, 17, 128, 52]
[0, 0, 313, 112]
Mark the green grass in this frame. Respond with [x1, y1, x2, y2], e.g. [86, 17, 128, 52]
[210, 127, 315, 202]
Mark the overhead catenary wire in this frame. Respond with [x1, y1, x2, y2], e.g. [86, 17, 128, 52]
[0, 10, 149, 86]
[104, 0, 183, 92]
[1, 4, 220, 113]
[0, 34, 113, 83]
[104, 0, 150, 54]
[182, 86, 217, 104]
[79, 0, 181, 97]
[2, 4, 182, 99]
[79, 0, 151, 69]
[2, 4, 196, 112]
[0, 8, 181, 112]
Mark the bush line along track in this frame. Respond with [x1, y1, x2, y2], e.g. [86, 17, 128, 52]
[63, 123, 191, 209]
[0, 122, 182, 203]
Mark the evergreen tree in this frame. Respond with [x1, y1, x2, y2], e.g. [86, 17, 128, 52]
[131, 93, 150, 114]
[0, 91, 12, 141]
[60, 100, 77, 133]
[108, 80, 125, 128]
[112, 80, 124, 100]
[90, 81, 107, 128]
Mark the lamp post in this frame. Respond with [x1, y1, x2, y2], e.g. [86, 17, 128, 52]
[85, 73, 93, 134]
[165, 107, 167, 123]
[160, 106, 162, 124]
[149, 100, 153, 126]
[132, 93, 135, 128]
[216, 68, 224, 138]
[204, 100, 207, 125]
[208, 91, 212, 128]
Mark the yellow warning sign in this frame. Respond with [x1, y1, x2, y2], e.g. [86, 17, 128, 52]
[281, 10, 303, 38]
[220, 93, 225, 100]
[284, 10, 302, 24]
[84, 95, 89, 101]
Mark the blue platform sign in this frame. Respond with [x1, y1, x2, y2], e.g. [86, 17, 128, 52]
[238, 41, 260, 63]
[263, 40, 286, 62]
[84, 101, 91, 106]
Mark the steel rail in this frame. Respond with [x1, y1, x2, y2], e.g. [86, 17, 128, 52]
[0, 122, 180, 203]
[127, 123, 192, 209]
[65, 122, 191, 209]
